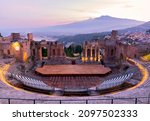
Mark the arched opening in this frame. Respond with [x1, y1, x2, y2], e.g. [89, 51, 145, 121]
[111, 49, 114, 56]
[87, 49, 90, 57]
[92, 49, 95, 57]
[7, 50, 10, 55]
[42, 47, 48, 57]
[57, 49, 60, 56]
[53, 49, 55, 56]
[32, 49, 35, 55]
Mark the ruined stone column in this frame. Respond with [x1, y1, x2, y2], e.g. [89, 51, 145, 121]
[94, 48, 97, 61]
[39, 47, 42, 61]
[85, 47, 88, 61]
[98, 48, 101, 62]
[90, 46, 93, 61]
[47, 46, 49, 59]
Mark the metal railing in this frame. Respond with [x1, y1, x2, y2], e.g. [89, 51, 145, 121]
[0, 96, 150, 104]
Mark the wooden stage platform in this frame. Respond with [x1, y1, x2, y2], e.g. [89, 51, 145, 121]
[35, 65, 111, 76]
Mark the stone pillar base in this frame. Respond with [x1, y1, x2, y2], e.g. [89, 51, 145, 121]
[90, 57, 93, 61]
[82, 57, 85, 62]
[85, 57, 88, 62]
[94, 57, 97, 61]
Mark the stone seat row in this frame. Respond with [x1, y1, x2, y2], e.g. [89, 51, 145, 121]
[97, 72, 134, 90]
[6, 72, 54, 91]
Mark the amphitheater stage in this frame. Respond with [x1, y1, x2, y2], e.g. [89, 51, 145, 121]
[35, 65, 111, 76]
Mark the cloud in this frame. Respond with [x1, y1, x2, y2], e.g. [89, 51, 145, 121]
[124, 5, 134, 8]
[64, 8, 100, 15]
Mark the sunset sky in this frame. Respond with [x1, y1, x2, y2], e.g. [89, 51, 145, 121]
[0, 0, 149, 29]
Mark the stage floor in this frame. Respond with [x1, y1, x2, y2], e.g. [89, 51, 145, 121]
[35, 65, 111, 75]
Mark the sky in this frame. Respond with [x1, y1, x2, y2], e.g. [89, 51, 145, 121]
[0, 0, 150, 29]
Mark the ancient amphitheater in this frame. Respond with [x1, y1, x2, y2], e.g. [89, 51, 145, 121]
[0, 58, 150, 104]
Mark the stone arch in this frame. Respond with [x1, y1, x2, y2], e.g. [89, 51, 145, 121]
[92, 49, 95, 57]
[57, 48, 60, 56]
[53, 49, 56, 56]
[42, 47, 48, 57]
[7, 50, 10, 55]
[87, 49, 90, 57]
[111, 49, 114, 56]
